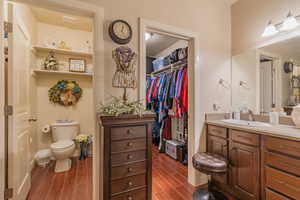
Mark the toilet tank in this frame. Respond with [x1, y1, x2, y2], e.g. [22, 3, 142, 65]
[51, 121, 79, 142]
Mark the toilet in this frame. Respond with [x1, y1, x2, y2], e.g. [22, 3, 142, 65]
[50, 121, 79, 173]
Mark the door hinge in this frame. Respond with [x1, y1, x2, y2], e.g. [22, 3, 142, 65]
[4, 21, 13, 34]
[4, 188, 13, 199]
[4, 105, 13, 116]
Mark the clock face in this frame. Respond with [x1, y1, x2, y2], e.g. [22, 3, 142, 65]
[113, 22, 130, 40]
[109, 20, 132, 44]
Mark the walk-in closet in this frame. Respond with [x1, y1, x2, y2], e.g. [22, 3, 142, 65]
[145, 32, 189, 168]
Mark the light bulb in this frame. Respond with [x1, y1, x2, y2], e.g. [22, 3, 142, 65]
[145, 32, 152, 41]
[262, 21, 278, 37]
[281, 11, 299, 31]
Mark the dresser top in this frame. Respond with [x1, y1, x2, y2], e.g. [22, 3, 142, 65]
[98, 113, 155, 126]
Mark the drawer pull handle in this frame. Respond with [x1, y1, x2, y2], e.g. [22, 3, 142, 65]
[127, 129, 132, 135]
[127, 196, 133, 200]
[276, 180, 300, 192]
[127, 142, 133, 147]
[128, 181, 133, 186]
[128, 168, 133, 172]
[127, 155, 133, 159]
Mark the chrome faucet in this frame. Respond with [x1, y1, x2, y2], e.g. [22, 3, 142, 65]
[248, 109, 255, 121]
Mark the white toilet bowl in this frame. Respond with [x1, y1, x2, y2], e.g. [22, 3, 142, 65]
[50, 140, 75, 173]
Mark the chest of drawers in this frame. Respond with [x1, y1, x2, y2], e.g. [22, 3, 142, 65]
[100, 114, 155, 200]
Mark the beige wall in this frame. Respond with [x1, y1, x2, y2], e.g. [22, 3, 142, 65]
[232, 0, 300, 55]
[96, 0, 232, 186]
[36, 74, 94, 150]
[34, 22, 95, 151]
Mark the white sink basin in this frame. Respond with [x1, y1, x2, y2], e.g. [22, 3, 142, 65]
[221, 119, 272, 127]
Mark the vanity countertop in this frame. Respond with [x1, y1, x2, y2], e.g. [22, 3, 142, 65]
[206, 120, 300, 141]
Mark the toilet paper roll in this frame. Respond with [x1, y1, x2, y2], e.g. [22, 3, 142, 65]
[42, 125, 50, 133]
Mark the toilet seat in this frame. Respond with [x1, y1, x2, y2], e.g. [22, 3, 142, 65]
[51, 140, 75, 152]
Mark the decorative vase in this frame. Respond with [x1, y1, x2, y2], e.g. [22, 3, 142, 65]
[291, 104, 300, 128]
[79, 143, 88, 160]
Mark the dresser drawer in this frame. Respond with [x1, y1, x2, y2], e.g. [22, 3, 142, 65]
[266, 189, 290, 200]
[111, 188, 146, 200]
[111, 126, 146, 141]
[264, 136, 300, 158]
[265, 151, 300, 176]
[111, 174, 146, 195]
[111, 161, 146, 180]
[111, 151, 146, 166]
[111, 139, 146, 154]
[207, 125, 227, 138]
[230, 129, 259, 146]
[266, 167, 300, 200]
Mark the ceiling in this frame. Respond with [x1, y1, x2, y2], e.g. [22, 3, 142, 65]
[261, 36, 300, 62]
[30, 6, 93, 32]
[146, 33, 180, 57]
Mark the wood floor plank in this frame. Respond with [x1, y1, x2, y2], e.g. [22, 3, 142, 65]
[27, 147, 235, 200]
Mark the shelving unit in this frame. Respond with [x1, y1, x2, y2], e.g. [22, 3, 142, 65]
[33, 69, 93, 78]
[151, 59, 187, 77]
[32, 45, 93, 58]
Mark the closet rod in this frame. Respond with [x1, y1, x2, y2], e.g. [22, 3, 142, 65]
[151, 59, 187, 77]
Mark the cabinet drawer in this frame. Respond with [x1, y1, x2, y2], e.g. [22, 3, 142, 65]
[264, 136, 300, 158]
[265, 151, 300, 176]
[207, 125, 227, 138]
[111, 174, 146, 195]
[265, 167, 300, 200]
[111, 139, 146, 154]
[111, 161, 146, 180]
[111, 188, 146, 200]
[111, 151, 146, 166]
[111, 126, 146, 141]
[230, 129, 259, 146]
[266, 189, 289, 200]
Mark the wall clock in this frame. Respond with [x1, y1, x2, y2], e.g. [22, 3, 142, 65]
[109, 20, 132, 45]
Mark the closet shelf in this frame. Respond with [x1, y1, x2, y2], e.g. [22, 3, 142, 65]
[151, 59, 187, 76]
[32, 69, 93, 78]
[32, 46, 93, 58]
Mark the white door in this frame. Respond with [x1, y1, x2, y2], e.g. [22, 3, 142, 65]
[0, 0, 6, 199]
[7, 3, 31, 200]
[260, 60, 274, 113]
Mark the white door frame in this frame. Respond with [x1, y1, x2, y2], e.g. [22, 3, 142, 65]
[139, 19, 204, 185]
[0, 0, 6, 199]
[1, 0, 104, 199]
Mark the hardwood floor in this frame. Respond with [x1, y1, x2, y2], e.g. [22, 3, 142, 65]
[26, 157, 93, 200]
[27, 147, 235, 200]
[152, 146, 196, 200]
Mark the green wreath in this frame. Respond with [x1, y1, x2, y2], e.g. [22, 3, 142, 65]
[48, 80, 82, 106]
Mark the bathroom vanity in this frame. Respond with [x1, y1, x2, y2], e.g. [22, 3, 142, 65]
[206, 120, 300, 200]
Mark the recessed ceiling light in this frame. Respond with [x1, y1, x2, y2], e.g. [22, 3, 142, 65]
[63, 16, 77, 23]
[145, 32, 153, 41]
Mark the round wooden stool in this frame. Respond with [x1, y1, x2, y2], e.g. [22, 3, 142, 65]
[192, 152, 228, 200]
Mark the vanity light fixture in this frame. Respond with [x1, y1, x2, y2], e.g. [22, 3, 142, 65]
[145, 32, 153, 41]
[281, 11, 299, 31]
[262, 21, 278, 37]
[262, 11, 300, 37]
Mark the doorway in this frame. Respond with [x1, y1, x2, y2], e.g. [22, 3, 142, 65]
[139, 19, 202, 192]
[4, 2, 95, 199]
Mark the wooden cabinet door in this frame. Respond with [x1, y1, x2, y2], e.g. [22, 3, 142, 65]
[229, 141, 260, 200]
[207, 135, 228, 184]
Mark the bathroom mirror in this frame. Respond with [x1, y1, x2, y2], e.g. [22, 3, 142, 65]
[232, 35, 300, 115]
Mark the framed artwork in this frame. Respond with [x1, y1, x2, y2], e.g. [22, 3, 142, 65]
[69, 58, 86, 72]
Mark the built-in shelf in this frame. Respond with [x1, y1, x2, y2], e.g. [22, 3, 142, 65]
[33, 69, 93, 78]
[32, 46, 93, 58]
